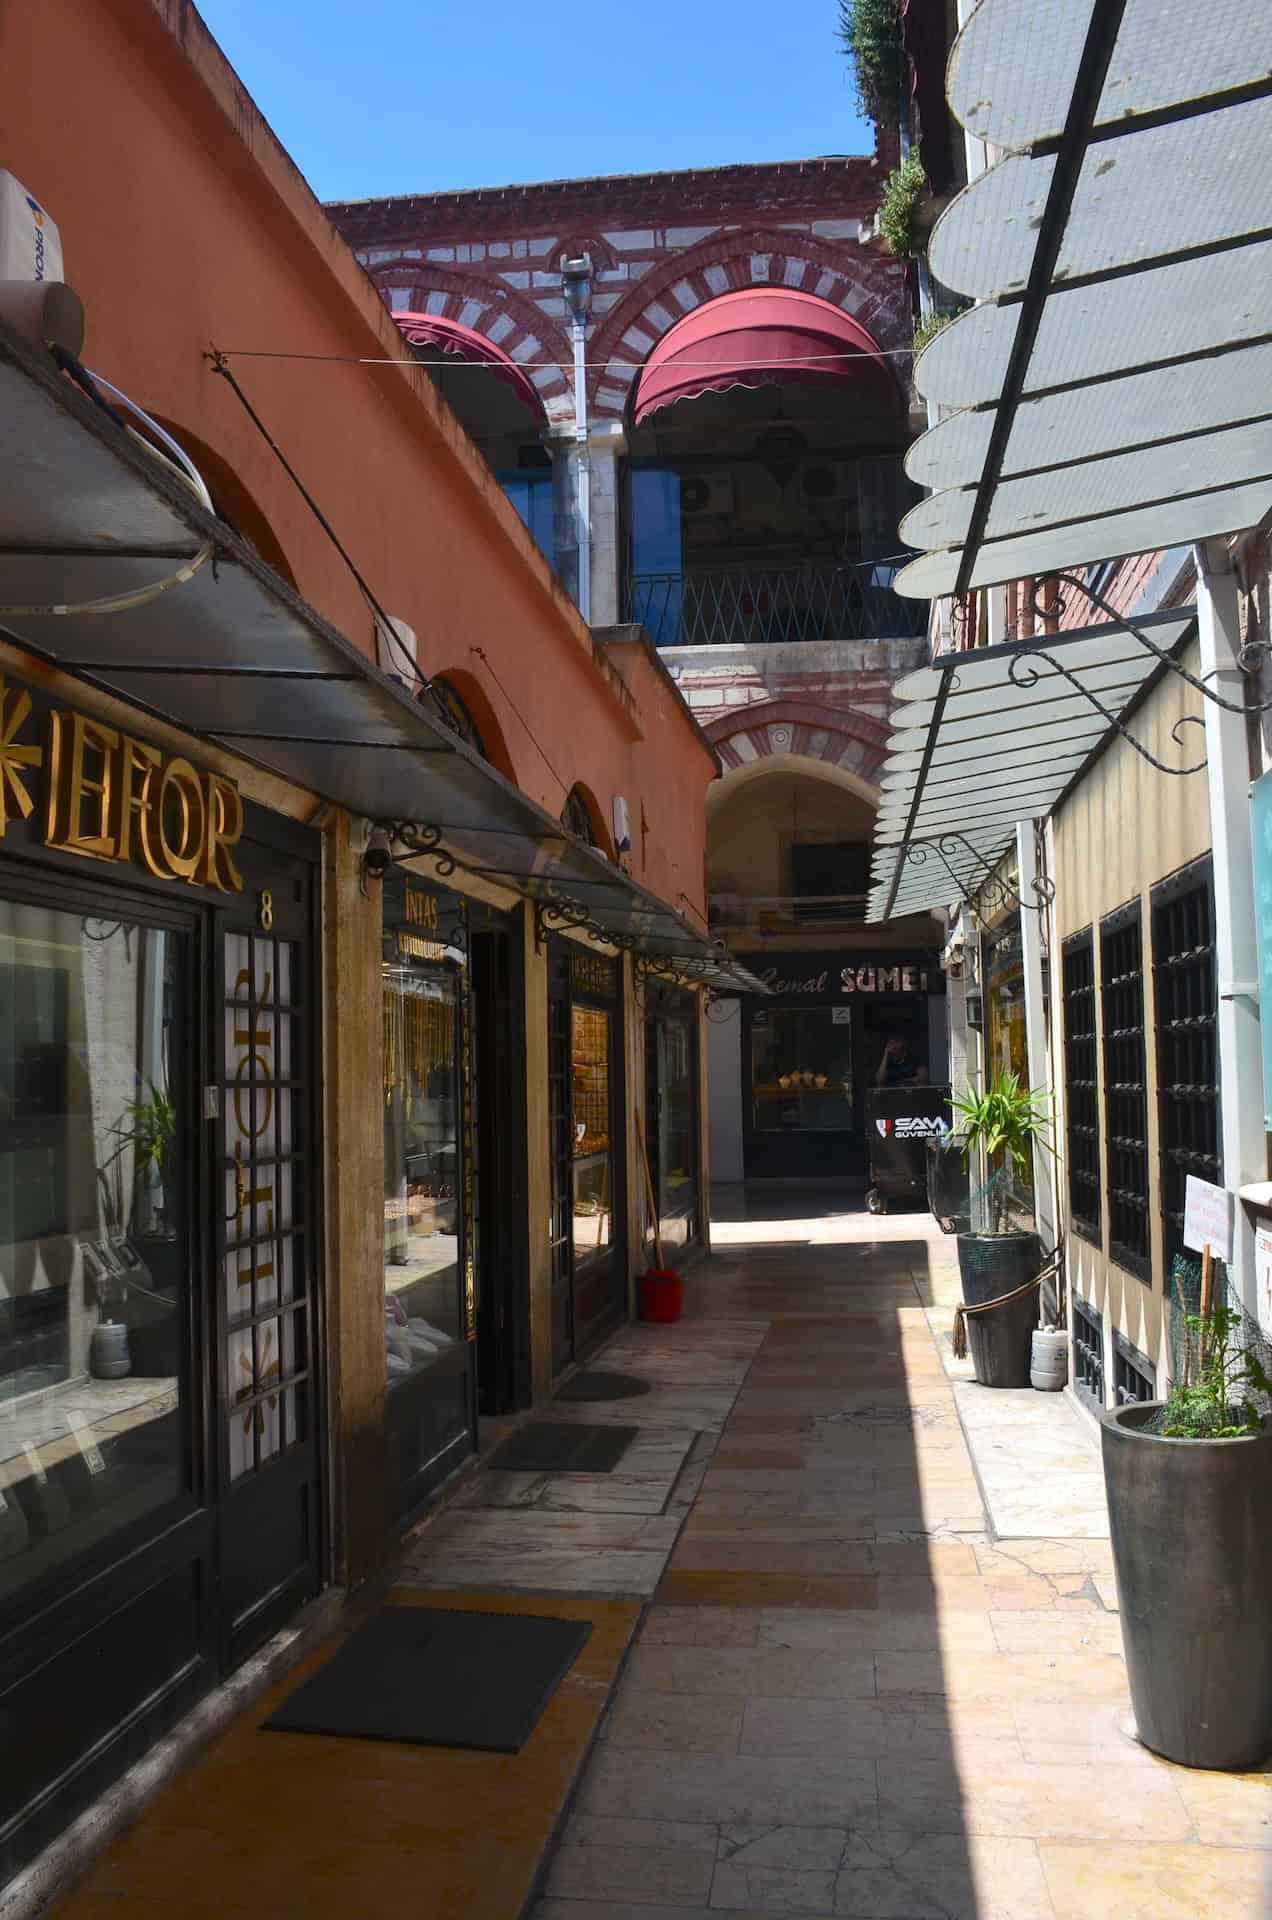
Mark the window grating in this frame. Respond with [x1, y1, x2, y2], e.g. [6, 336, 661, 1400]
[1061, 930, 1101, 1242]
[1151, 857, 1218, 1271]
[1072, 1296, 1105, 1408]
[1100, 902, 1151, 1280]
[1113, 1331, 1156, 1407]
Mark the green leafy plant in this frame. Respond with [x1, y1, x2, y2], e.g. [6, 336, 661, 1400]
[951, 1070, 1050, 1234]
[878, 150, 929, 259]
[97, 1083, 177, 1233]
[912, 308, 956, 357]
[1158, 1303, 1272, 1438]
[837, 0, 903, 125]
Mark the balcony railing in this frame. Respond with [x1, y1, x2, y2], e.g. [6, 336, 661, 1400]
[710, 893, 870, 932]
[626, 564, 928, 648]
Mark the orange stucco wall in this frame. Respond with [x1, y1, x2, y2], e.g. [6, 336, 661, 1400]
[0, 0, 712, 914]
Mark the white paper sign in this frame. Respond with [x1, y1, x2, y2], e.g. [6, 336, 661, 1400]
[1183, 1175, 1234, 1262]
[1256, 1224, 1272, 1319]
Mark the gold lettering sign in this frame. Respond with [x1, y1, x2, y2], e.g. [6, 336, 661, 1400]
[396, 929, 446, 962]
[0, 673, 244, 893]
[404, 885, 439, 931]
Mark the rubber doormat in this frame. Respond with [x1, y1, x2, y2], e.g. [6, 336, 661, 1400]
[264, 1606, 592, 1752]
[487, 1421, 639, 1473]
[555, 1370, 652, 1402]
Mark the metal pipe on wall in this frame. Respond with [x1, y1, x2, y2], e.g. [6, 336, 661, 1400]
[1196, 538, 1264, 1319]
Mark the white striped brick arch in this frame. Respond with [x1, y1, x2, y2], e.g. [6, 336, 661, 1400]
[586, 232, 909, 423]
[706, 699, 892, 784]
[371, 266, 575, 425]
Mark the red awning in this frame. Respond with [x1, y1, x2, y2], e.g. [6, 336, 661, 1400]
[394, 312, 542, 416]
[632, 289, 895, 427]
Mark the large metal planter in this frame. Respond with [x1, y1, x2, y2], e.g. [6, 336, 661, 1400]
[1102, 1403, 1272, 1770]
[955, 1232, 1040, 1388]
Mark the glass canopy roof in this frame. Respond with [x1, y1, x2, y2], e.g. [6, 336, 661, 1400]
[0, 322, 761, 994]
[894, 0, 1272, 603]
[867, 611, 1198, 922]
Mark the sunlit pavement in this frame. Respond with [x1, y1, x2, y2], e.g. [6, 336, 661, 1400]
[50, 1187, 1272, 1920]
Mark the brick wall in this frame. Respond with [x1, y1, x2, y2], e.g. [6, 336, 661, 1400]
[327, 157, 912, 434]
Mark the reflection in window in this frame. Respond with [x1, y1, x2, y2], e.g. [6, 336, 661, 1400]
[0, 903, 185, 1603]
[571, 1005, 612, 1264]
[382, 965, 461, 1381]
[750, 1008, 854, 1131]
[653, 1008, 697, 1251]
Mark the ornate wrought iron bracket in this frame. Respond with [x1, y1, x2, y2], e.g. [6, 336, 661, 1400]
[533, 895, 592, 952]
[901, 833, 1055, 924]
[385, 821, 458, 877]
[1011, 571, 1272, 777]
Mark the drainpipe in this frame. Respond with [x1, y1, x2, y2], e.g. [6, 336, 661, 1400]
[1195, 538, 1264, 1315]
[561, 254, 593, 625]
[1017, 818, 1057, 1266]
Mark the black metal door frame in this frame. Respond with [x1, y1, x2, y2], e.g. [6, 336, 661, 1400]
[211, 811, 324, 1670]
[470, 910, 530, 1415]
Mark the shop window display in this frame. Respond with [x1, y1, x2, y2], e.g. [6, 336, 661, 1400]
[0, 899, 187, 1605]
[382, 966, 462, 1379]
[571, 1005, 612, 1265]
[750, 1006, 855, 1131]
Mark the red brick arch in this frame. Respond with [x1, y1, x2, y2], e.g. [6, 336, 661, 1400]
[370, 263, 574, 422]
[706, 698, 891, 786]
[585, 229, 910, 420]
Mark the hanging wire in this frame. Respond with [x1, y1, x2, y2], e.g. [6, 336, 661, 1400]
[212, 345, 921, 371]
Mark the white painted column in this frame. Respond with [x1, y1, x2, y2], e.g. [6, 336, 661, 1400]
[587, 424, 626, 629]
[1016, 818, 1057, 1255]
[1196, 539, 1264, 1317]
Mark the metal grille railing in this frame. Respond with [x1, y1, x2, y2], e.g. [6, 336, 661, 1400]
[1061, 930, 1101, 1243]
[1073, 1296, 1106, 1409]
[709, 893, 869, 931]
[1152, 857, 1218, 1269]
[626, 565, 928, 647]
[1100, 902, 1151, 1280]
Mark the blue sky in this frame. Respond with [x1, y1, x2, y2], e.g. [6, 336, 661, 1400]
[196, 0, 872, 202]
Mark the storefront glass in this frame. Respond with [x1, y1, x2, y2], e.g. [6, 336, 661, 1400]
[0, 900, 187, 1605]
[650, 996, 698, 1251]
[984, 921, 1034, 1209]
[750, 1006, 855, 1131]
[571, 1003, 613, 1267]
[382, 964, 463, 1376]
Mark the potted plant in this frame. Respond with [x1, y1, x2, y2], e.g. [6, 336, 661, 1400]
[1102, 1267, 1272, 1769]
[949, 1071, 1050, 1388]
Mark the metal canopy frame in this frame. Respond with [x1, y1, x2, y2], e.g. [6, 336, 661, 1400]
[868, 607, 1199, 922]
[0, 320, 761, 996]
[895, 0, 1272, 600]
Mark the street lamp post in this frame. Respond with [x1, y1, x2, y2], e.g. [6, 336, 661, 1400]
[561, 252, 592, 624]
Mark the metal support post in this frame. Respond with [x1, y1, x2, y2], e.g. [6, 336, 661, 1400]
[1017, 818, 1056, 1255]
[572, 317, 590, 625]
[1196, 539, 1263, 1316]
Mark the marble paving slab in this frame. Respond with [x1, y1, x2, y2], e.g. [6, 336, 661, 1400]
[456, 1426, 698, 1516]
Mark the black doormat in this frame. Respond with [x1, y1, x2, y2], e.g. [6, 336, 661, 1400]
[264, 1606, 591, 1752]
[487, 1421, 638, 1473]
[556, 1370, 652, 1402]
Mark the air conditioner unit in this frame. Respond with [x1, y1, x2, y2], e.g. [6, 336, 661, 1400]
[680, 472, 734, 516]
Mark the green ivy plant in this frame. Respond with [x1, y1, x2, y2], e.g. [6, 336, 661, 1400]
[838, 0, 903, 125]
[1158, 1304, 1272, 1438]
[878, 151, 929, 259]
[951, 1071, 1050, 1235]
[912, 308, 956, 357]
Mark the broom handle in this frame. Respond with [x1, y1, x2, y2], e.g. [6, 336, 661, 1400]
[634, 1105, 664, 1268]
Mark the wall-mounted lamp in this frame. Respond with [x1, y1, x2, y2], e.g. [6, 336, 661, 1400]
[361, 824, 393, 896]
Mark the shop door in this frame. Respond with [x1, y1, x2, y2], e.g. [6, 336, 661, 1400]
[471, 926, 528, 1417]
[215, 854, 321, 1669]
[547, 942, 626, 1376]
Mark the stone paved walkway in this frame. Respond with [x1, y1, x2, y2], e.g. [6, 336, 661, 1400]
[44, 1192, 1272, 1919]
[535, 1194, 1272, 1920]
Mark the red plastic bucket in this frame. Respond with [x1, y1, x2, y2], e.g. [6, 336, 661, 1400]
[640, 1269, 684, 1322]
